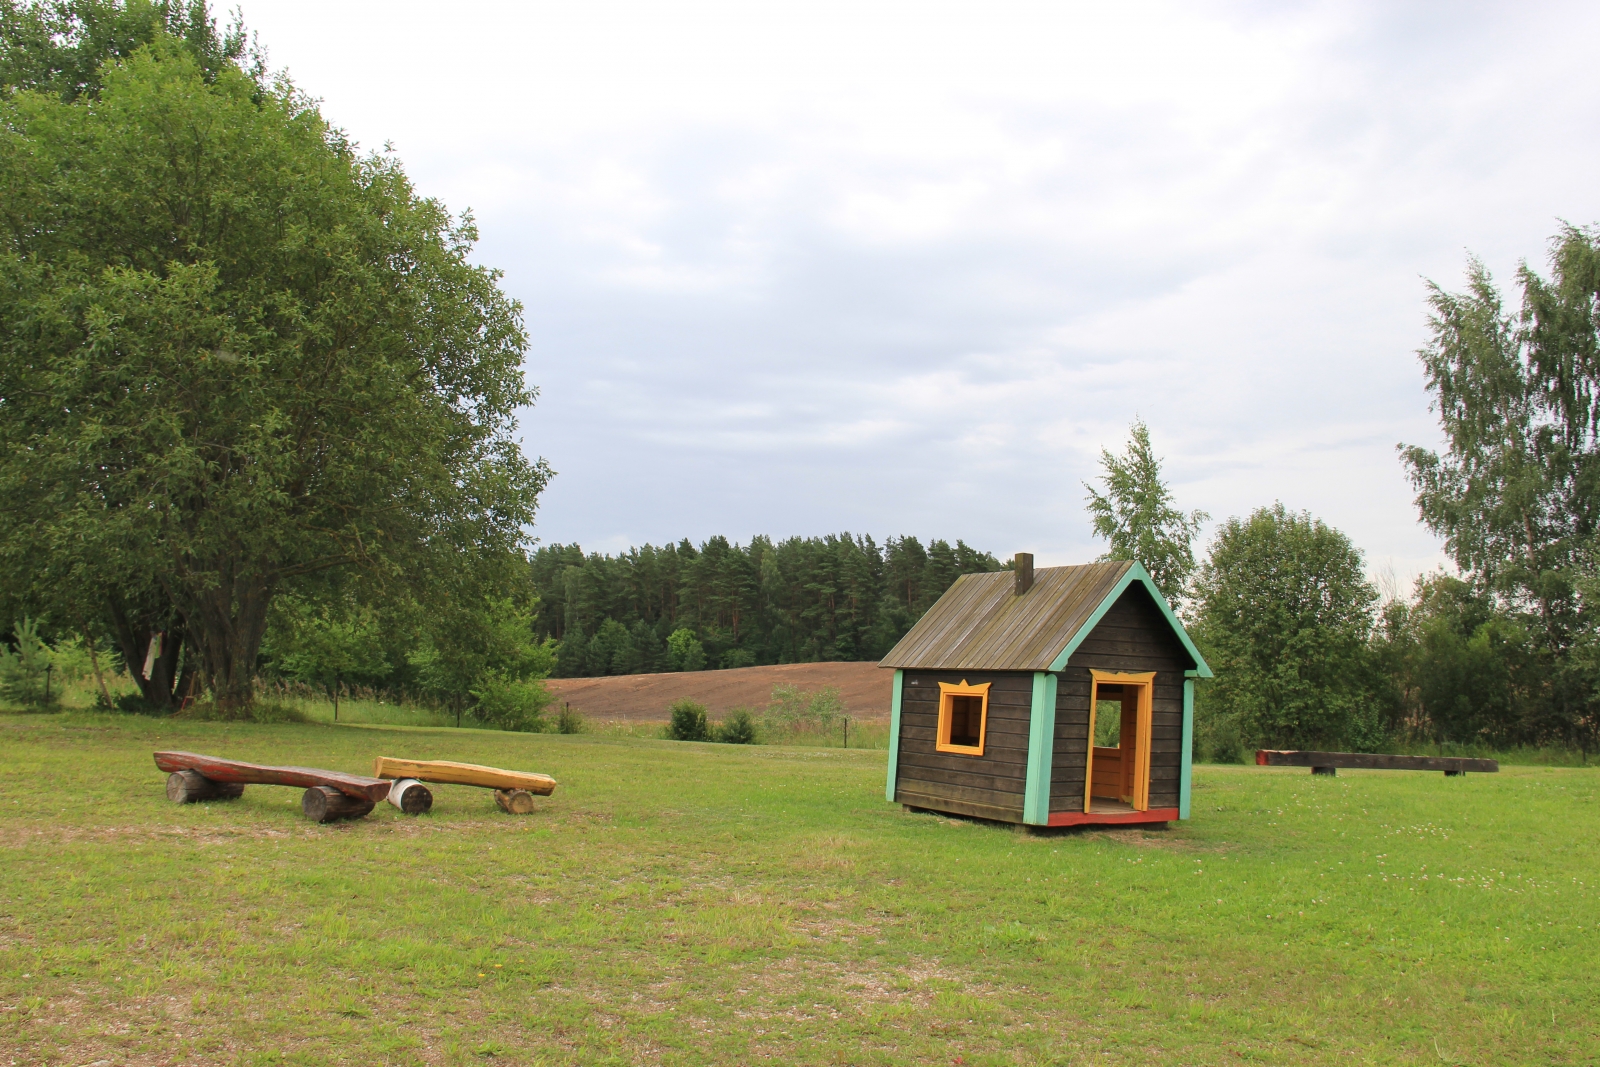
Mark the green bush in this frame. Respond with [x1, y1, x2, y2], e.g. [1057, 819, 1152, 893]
[666, 698, 709, 741]
[714, 707, 758, 744]
[556, 704, 585, 734]
[470, 673, 553, 732]
[0, 618, 59, 708]
[764, 683, 845, 740]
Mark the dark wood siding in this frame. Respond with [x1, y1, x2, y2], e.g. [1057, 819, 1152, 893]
[895, 669, 1033, 823]
[1051, 584, 1189, 813]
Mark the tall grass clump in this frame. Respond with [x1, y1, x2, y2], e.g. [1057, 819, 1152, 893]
[763, 684, 847, 745]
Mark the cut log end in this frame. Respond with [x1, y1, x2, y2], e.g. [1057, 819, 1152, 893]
[165, 769, 245, 804]
[302, 785, 375, 823]
[386, 778, 433, 815]
[494, 788, 539, 815]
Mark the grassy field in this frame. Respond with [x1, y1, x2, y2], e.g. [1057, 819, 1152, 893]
[0, 713, 1595, 1066]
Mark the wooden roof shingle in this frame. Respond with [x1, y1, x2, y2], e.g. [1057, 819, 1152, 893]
[878, 561, 1210, 674]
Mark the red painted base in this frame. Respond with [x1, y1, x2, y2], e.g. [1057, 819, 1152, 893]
[1045, 807, 1179, 827]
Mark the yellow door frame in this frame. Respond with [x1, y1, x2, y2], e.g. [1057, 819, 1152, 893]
[1084, 670, 1155, 812]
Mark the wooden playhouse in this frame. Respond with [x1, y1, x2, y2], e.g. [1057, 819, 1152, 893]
[880, 555, 1211, 827]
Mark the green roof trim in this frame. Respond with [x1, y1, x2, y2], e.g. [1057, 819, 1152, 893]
[1045, 561, 1212, 676]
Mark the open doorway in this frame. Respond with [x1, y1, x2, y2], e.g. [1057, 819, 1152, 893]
[1084, 670, 1154, 813]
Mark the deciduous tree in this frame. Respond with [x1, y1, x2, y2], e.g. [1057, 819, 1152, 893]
[1085, 419, 1208, 605]
[0, 39, 549, 708]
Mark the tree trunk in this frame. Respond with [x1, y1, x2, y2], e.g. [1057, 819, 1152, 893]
[495, 789, 538, 814]
[385, 778, 433, 814]
[106, 595, 185, 711]
[301, 785, 375, 823]
[165, 769, 245, 803]
[83, 628, 113, 708]
[177, 569, 274, 711]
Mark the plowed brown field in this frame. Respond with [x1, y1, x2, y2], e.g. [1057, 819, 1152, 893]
[543, 660, 892, 722]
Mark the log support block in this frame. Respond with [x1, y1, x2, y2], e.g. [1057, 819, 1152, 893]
[166, 769, 245, 803]
[387, 778, 433, 815]
[494, 788, 538, 815]
[302, 785, 376, 823]
[1312, 766, 1337, 776]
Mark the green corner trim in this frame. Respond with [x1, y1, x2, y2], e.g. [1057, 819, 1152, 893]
[1023, 671, 1058, 825]
[1180, 676, 1195, 820]
[885, 669, 904, 803]
[1046, 562, 1212, 676]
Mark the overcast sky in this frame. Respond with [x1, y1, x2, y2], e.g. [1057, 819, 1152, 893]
[242, 1, 1600, 584]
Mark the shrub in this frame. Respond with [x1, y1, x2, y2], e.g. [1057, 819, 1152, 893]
[719, 648, 756, 670]
[556, 704, 585, 734]
[666, 698, 709, 741]
[471, 673, 553, 732]
[714, 707, 758, 744]
[0, 618, 59, 708]
[764, 683, 845, 739]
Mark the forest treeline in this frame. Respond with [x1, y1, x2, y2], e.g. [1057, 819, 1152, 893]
[529, 536, 1002, 676]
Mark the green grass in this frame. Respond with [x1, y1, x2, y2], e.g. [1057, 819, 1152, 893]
[1, 712, 1595, 1065]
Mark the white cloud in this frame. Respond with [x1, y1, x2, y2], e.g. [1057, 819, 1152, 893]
[242, 0, 1600, 583]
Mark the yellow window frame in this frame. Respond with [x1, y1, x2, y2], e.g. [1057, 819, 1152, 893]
[1083, 669, 1155, 812]
[936, 679, 991, 756]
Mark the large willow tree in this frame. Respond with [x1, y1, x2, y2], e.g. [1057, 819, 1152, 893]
[0, 38, 550, 707]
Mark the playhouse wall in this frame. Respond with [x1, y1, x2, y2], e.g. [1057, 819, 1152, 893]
[893, 669, 1033, 823]
[1050, 585, 1190, 814]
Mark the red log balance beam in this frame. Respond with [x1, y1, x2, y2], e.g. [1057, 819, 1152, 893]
[153, 751, 392, 801]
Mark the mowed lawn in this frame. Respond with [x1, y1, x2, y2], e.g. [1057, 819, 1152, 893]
[1, 715, 1595, 1066]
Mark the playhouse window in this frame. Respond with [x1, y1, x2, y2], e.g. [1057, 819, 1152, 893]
[936, 680, 991, 756]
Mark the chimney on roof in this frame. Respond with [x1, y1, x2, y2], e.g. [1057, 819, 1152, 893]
[1013, 552, 1034, 595]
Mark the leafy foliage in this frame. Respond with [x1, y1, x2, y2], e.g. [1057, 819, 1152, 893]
[0, 0, 257, 101]
[1191, 504, 1382, 752]
[0, 617, 58, 706]
[0, 34, 549, 707]
[665, 628, 706, 673]
[1085, 419, 1208, 604]
[666, 698, 709, 742]
[713, 708, 758, 744]
[1401, 226, 1600, 752]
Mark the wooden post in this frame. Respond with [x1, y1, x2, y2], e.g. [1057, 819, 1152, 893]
[43, 663, 53, 704]
[386, 778, 433, 815]
[494, 789, 538, 814]
[333, 671, 340, 722]
[301, 785, 375, 823]
[165, 769, 245, 803]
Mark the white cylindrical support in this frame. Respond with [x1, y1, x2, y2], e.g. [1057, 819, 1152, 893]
[386, 778, 433, 815]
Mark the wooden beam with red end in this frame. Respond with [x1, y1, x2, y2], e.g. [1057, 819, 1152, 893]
[153, 751, 393, 802]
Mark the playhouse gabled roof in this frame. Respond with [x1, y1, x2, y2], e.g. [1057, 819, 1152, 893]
[878, 561, 1211, 675]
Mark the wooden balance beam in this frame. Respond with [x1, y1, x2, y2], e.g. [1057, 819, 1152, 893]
[1255, 750, 1499, 777]
[373, 757, 557, 814]
[154, 751, 391, 821]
